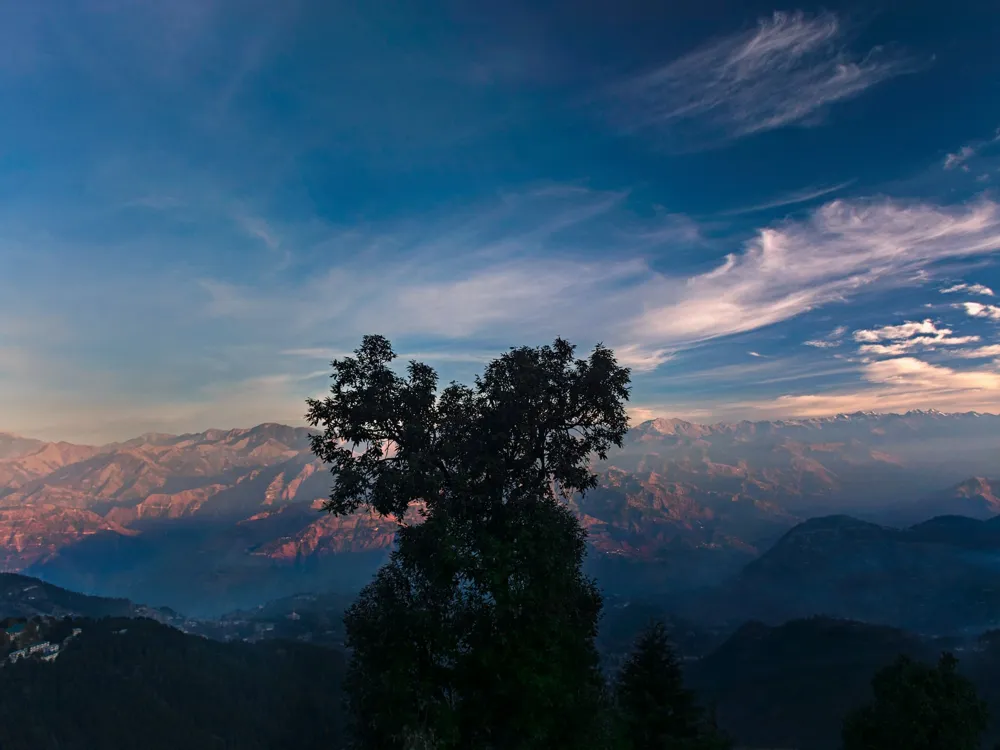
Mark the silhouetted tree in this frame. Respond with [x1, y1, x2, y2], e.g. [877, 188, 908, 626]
[842, 653, 989, 750]
[307, 335, 631, 749]
[614, 620, 730, 750]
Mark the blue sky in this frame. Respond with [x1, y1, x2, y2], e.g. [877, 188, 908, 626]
[1, 0, 1000, 442]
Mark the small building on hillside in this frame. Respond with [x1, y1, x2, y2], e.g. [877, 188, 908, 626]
[3, 622, 27, 647]
[8, 641, 59, 664]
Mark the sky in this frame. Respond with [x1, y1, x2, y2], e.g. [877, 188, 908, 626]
[1, 0, 1000, 442]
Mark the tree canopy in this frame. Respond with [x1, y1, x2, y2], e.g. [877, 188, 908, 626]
[307, 335, 631, 749]
[307, 334, 630, 521]
[842, 653, 990, 750]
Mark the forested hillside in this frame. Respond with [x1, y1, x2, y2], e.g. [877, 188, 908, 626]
[0, 617, 346, 750]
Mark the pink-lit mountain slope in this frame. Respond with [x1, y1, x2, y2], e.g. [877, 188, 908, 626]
[0, 411, 997, 614]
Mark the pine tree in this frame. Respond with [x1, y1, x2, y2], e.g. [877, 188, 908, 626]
[614, 621, 730, 750]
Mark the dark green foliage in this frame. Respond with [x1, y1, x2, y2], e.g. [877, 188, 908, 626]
[613, 621, 730, 750]
[343, 500, 609, 749]
[306, 335, 630, 520]
[842, 652, 989, 750]
[686, 617, 932, 750]
[0, 616, 346, 750]
[307, 335, 631, 749]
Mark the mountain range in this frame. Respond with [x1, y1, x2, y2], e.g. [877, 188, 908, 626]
[2, 411, 999, 615]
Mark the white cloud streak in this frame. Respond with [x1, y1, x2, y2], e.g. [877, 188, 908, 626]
[944, 146, 975, 172]
[943, 127, 1000, 171]
[718, 180, 856, 216]
[961, 302, 1000, 321]
[942, 282, 994, 296]
[235, 212, 281, 251]
[852, 319, 979, 356]
[804, 325, 847, 348]
[955, 345, 1000, 359]
[628, 198, 1000, 354]
[854, 319, 966, 343]
[612, 344, 675, 371]
[804, 340, 840, 349]
[610, 11, 912, 146]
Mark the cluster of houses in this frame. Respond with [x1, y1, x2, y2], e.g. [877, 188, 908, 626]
[3, 621, 82, 666]
[8, 640, 60, 663]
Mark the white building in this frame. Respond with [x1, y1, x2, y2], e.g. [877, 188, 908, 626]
[8, 641, 58, 664]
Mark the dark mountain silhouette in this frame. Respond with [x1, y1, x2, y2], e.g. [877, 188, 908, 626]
[682, 513, 1000, 633]
[0, 572, 180, 621]
[684, 617, 964, 750]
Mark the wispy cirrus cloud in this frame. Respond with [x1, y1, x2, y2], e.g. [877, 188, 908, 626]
[627, 198, 1000, 356]
[234, 211, 281, 252]
[190, 186, 668, 378]
[10, 181, 1000, 439]
[944, 146, 976, 172]
[196, 192, 1000, 381]
[804, 325, 847, 348]
[717, 180, 856, 216]
[942, 282, 994, 296]
[943, 127, 1000, 171]
[611, 344, 675, 371]
[608, 11, 913, 148]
